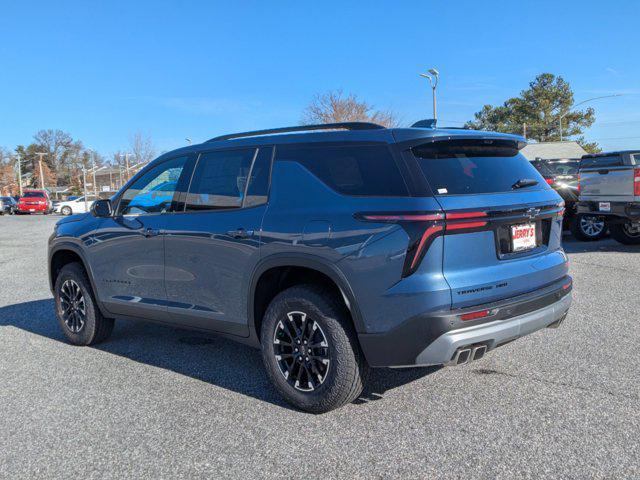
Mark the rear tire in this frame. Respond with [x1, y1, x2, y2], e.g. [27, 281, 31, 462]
[609, 222, 640, 245]
[570, 214, 606, 241]
[260, 285, 368, 413]
[54, 262, 114, 345]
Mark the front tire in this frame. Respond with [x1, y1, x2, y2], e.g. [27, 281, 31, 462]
[54, 262, 114, 345]
[261, 285, 368, 413]
[571, 214, 606, 241]
[61, 206, 72, 216]
[609, 222, 640, 245]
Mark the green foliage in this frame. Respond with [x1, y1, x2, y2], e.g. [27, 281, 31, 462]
[466, 73, 598, 151]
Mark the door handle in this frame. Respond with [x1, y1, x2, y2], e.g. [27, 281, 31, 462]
[226, 228, 254, 239]
[598, 169, 609, 175]
[143, 228, 160, 237]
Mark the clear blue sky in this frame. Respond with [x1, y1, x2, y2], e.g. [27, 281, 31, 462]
[1, 0, 639, 157]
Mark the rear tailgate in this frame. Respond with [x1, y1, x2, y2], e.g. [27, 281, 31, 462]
[411, 139, 568, 309]
[580, 154, 636, 202]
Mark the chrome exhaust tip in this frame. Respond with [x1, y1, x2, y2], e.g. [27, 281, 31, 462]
[447, 347, 472, 366]
[471, 344, 487, 361]
[547, 311, 568, 329]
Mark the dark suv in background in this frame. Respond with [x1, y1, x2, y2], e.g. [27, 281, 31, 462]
[48, 122, 572, 412]
[530, 158, 607, 241]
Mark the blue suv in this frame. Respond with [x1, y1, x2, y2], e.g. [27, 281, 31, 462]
[48, 122, 572, 412]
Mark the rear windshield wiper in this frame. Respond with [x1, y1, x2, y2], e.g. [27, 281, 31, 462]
[512, 178, 539, 190]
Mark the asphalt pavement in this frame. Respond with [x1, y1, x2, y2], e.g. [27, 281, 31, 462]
[0, 214, 638, 479]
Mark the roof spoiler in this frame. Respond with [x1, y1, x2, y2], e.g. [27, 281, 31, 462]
[411, 119, 437, 129]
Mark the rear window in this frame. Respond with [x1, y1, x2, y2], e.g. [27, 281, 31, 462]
[276, 144, 408, 196]
[531, 160, 580, 176]
[414, 140, 545, 195]
[23, 192, 45, 198]
[581, 155, 623, 169]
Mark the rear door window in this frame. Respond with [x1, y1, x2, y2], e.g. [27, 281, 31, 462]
[413, 140, 544, 195]
[580, 155, 623, 169]
[276, 144, 408, 196]
[185, 147, 272, 211]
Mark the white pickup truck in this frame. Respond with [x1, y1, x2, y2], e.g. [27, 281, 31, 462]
[577, 150, 640, 244]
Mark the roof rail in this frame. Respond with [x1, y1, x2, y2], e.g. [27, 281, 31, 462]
[207, 122, 385, 142]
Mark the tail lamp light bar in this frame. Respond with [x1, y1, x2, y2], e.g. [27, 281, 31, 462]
[356, 210, 489, 277]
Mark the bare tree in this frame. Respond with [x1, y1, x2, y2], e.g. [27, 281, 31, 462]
[129, 132, 156, 166]
[33, 129, 73, 170]
[301, 90, 400, 127]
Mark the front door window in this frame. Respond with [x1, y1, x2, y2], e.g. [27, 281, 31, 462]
[117, 156, 187, 215]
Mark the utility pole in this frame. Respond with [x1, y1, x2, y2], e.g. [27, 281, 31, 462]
[15, 154, 23, 197]
[523, 123, 527, 139]
[35, 152, 47, 190]
[90, 150, 98, 198]
[124, 153, 131, 181]
[82, 166, 88, 212]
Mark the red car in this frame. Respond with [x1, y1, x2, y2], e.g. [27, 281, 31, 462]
[17, 190, 53, 214]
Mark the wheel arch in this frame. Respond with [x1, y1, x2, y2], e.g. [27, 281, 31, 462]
[49, 242, 107, 316]
[248, 254, 365, 342]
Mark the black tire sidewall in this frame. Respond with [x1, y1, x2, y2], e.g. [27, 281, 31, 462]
[261, 286, 364, 413]
[610, 222, 640, 245]
[62, 206, 72, 216]
[54, 263, 100, 345]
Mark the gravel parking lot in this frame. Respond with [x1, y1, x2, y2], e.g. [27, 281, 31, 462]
[1, 214, 638, 479]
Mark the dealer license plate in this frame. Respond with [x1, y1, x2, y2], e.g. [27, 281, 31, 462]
[599, 202, 611, 212]
[511, 223, 536, 252]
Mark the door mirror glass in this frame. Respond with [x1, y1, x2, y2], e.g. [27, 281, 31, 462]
[92, 199, 112, 217]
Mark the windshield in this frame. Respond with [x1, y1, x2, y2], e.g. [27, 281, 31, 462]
[413, 140, 545, 195]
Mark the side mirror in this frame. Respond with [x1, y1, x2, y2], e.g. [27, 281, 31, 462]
[91, 199, 112, 217]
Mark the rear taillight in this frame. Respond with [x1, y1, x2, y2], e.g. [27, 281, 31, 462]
[577, 173, 581, 193]
[545, 178, 555, 185]
[634, 168, 640, 196]
[356, 210, 488, 277]
[445, 211, 489, 232]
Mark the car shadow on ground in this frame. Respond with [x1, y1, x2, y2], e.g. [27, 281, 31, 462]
[562, 235, 639, 254]
[0, 299, 437, 412]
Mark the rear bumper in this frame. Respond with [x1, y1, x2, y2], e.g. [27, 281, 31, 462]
[577, 201, 640, 223]
[414, 293, 571, 366]
[358, 276, 572, 367]
[18, 205, 48, 212]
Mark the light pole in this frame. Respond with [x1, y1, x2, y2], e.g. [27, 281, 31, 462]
[35, 152, 47, 190]
[559, 94, 623, 141]
[420, 68, 440, 121]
